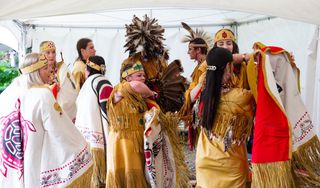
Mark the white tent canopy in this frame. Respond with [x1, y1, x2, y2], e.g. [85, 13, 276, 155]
[0, 1, 319, 136]
[19, 8, 270, 28]
[0, 25, 18, 51]
[0, 0, 320, 25]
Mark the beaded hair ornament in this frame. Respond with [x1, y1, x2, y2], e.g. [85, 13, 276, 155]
[86, 59, 106, 74]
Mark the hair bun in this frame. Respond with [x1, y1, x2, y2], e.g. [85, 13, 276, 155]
[206, 47, 233, 68]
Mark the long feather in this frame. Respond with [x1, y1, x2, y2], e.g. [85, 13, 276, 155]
[181, 22, 213, 47]
[181, 22, 195, 39]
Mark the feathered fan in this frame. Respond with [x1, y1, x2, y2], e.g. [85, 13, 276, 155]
[152, 60, 187, 113]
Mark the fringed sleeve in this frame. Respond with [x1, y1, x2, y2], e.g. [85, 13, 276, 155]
[179, 61, 207, 121]
[292, 136, 320, 187]
[90, 148, 106, 187]
[72, 60, 86, 92]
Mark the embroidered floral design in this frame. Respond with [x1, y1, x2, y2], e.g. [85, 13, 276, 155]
[40, 147, 91, 187]
[40, 173, 60, 186]
[68, 150, 90, 178]
[76, 127, 104, 146]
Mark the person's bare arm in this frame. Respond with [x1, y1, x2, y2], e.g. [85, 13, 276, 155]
[129, 81, 154, 98]
[232, 53, 252, 64]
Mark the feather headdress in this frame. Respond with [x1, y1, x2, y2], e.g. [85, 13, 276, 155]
[181, 22, 212, 48]
[124, 15, 166, 60]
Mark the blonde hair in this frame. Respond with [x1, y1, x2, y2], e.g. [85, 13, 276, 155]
[39, 41, 56, 53]
[18, 53, 46, 89]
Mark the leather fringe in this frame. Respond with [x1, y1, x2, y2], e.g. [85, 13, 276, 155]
[292, 135, 320, 187]
[212, 113, 253, 144]
[106, 169, 150, 188]
[91, 148, 106, 187]
[108, 82, 147, 153]
[67, 165, 93, 188]
[160, 112, 192, 188]
[252, 161, 294, 188]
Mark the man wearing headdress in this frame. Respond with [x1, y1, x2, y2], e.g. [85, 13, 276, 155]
[124, 15, 167, 82]
[178, 22, 212, 151]
[40, 41, 78, 122]
[124, 15, 186, 113]
[117, 16, 191, 187]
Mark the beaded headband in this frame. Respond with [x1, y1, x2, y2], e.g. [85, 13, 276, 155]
[40, 41, 56, 52]
[20, 54, 48, 74]
[214, 29, 236, 43]
[86, 60, 106, 73]
[189, 43, 208, 48]
[121, 61, 144, 78]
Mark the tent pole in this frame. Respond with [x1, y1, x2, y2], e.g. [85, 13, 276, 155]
[12, 19, 28, 65]
[25, 16, 275, 30]
[230, 22, 238, 43]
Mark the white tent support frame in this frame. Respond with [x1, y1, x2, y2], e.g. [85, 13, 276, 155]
[12, 20, 28, 57]
[15, 15, 277, 53]
[23, 16, 276, 29]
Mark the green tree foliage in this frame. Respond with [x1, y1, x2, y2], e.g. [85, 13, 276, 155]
[0, 59, 19, 93]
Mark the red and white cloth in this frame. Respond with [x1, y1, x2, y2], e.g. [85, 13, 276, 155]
[144, 107, 176, 188]
[252, 46, 318, 164]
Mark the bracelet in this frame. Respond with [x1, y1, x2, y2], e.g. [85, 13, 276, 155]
[153, 91, 158, 99]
